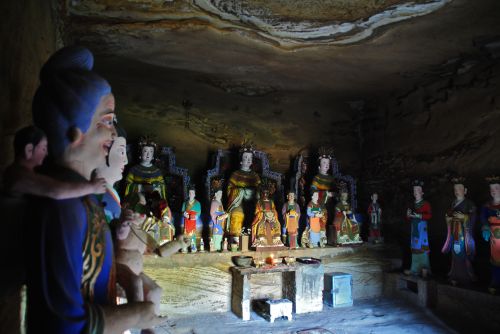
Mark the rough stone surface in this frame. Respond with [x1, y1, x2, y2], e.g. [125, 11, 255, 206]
[143, 244, 397, 316]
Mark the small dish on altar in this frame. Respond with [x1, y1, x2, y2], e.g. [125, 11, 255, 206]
[232, 255, 253, 267]
[296, 257, 321, 264]
[283, 256, 296, 265]
[253, 258, 265, 268]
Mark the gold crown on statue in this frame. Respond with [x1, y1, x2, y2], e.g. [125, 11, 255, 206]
[211, 178, 225, 193]
[239, 140, 255, 154]
[338, 181, 349, 194]
[318, 146, 334, 160]
[485, 175, 500, 184]
[138, 135, 158, 150]
[451, 176, 466, 185]
[412, 179, 425, 188]
[260, 178, 276, 195]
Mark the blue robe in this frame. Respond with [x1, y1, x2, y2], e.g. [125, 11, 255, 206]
[25, 167, 114, 333]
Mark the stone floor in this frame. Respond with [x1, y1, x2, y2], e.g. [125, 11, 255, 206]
[131, 297, 455, 334]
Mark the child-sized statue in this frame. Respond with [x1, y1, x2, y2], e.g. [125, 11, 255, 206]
[115, 192, 189, 333]
[481, 176, 500, 294]
[404, 180, 432, 277]
[367, 192, 383, 243]
[251, 184, 285, 250]
[282, 191, 301, 249]
[125, 136, 166, 199]
[441, 177, 477, 286]
[3, 125, 106, 199]
[304, 190, 327, 248]
[334, 184, 362, 246]
[182, 185, 202, 252]
[210, 185, 228, 251]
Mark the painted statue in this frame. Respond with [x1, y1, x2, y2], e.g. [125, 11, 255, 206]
[210, 182, 228, 251]
[226, 144, 261, 243]
[481, 176, 500, 294]
[367, 192, 383, 243]
[441, 177, 477, 286]
[27, 46, 164, 333]
[304, 190, 327, 248]
[3, 125, 107, 199]
[141, 191, 175, 246]
[404, 180, 432, 277]
[251, 184, 284, 249]
[310, 147, 335, 207]
[125, 136, 166, 199]
[95, 134, 128, 224]
[158, 198, 175, 245]
[182, 185, 202, 253]
[115, 192, 188, 332]
[334, 184, 362, 246]
[282, 191, 301, 249]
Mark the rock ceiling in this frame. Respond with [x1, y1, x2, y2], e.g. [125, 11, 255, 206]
[64, 0, 500, 174]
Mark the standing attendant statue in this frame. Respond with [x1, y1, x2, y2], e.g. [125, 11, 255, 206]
[367, 192, 383, 243]
[125, 136, 166, 199]
[182, 185, 202, 253]
[404, 180, 432, 277]
[441, 177, 477, 286]
[304, 190, 326, 248]
[481, 176, 500, 294]
[282, 191, 301, 249]
[310, 147, 335, 208]
[210, 181, 228, 251]
[226, 143, 261, 244]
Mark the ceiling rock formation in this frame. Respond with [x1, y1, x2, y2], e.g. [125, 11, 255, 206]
[69, 0, 452, 48]
[62, 0, 500, 181]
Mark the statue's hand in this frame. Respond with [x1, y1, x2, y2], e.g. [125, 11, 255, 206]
[136, 302, 168, 329]
[183, 211, 189, 218]
[483, 229, 491, 241]
[90, 176, 107, 194]
[453, 212, 465, 219]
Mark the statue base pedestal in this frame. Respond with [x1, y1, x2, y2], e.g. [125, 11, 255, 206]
[253, 245, 287, 252]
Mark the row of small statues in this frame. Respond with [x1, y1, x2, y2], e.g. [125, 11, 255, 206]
[405, 178, 500, 295]
[122, 140, 378, 252]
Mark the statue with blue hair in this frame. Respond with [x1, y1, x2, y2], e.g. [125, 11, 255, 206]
[25, 46, 165, 333]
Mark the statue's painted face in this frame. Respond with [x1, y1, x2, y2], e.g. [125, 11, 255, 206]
[287, 192, 295, 203]
[413, 186, 423, 201]
[490, 183, 500, 200]
[371, 193, 378, 202]
[262, 189, 270, 200]
[98, 136, 127, 185]
[215, 190, 223, 201]
[80, 93, 116, 170]
[341, 191, 349, 201]
[241, 152, 253, 170]
[319, 158, 330, 175]
[312, 192, 319, 202]
[453, 184, 467, 199]
[189, 189, 196, 201]
[31, 137, 48, 167]
[141, 146, 154, 164]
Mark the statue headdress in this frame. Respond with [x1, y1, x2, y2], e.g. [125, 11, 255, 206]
[485, 175, 500, 185]
[318, 146, 334, 161]
[260, 178, 276, 196]
[451, 176, 466, 185]
[138, 135, 157, 151]
[211, 178, 225, 197]
[338, 181, 349, 194]
[412, 179, 425, 188]
[239, 140, 255, 155]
